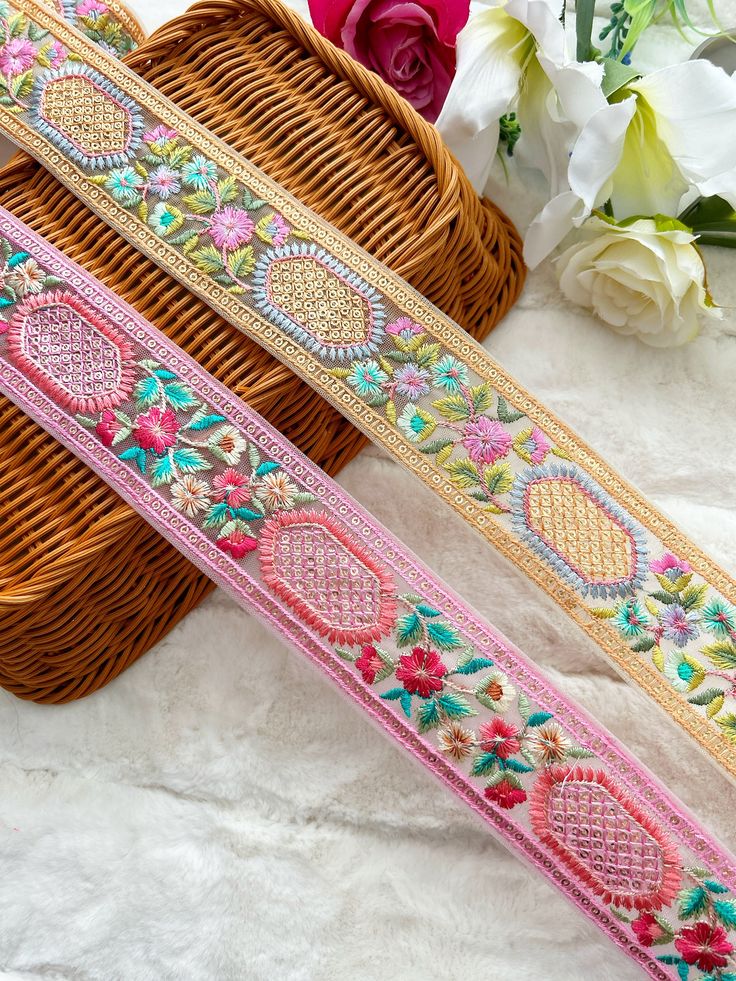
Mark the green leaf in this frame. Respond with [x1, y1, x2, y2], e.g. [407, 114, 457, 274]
[501, 758, 534, 773]
[151, 453, 174, 487]
[232, 507, 265, 521]
[202, 501, 230, 528]
[566, 746, 596, 759]
[415, 603, 440, 618]
[335, 647, 358, 663]
[704, 880, 729, 894]
[169, 229, 199, 247]
[153, 369, 177, 380]
[247, 444, 261, 470]
[187, 410, 226, 431]
[677, 961, 689, 981]
[242, 188, 267, 211]
[601, 57, 641, 98]
[454, 657, 495, 676]
[255, 461, 280, 477]
[682, 583, 709, 611]
[228, 245, 255, 278]
[172, 448, 212, 473]
[191, 245, 225, 274]
[575, 0, 596, 59]
[471, 752, 498, 776]
[650, 590, 678, 605]
[432, 393, 471, 422]
[133, 375, 162, 408]
[164, 381, 198, 410]
[469, 384, 494, 414]
[396, 613, 422, 647]
[417, 698, 441, 733]
[445, 458, 480, 488]
[688, 687, 725, 706]
[678, 886, 708, 919]
[415, 342, 441, 367]
[11, 70, 33, 99]
[496, 395, 524, 424]
[182, 188, 217, 214]
[426, 621, 463, 651]
[436, 692, 475, 720]
[380, 688, 412, 718]
[484, 462, 513, 496]
[399, 593, 424, 605]
[714, 899, 736, 928]
[217, 175, 239, 203]
[630, 637, 656, 653]
[683, 867, 711, 880]
[702, 641, 736, 670]
[418, 437, 454, 456]
[527, 712, 553, 727]
[591, 607, 617, 619]
[679, 195, 736, 248]
[517, 691, 531, 722]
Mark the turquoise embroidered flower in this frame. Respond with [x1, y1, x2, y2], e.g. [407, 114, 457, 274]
[149, 202, 185, 237]
[431, 354, 469, 393]
[702, 598, 736, 637]
[613, 598, 649, 638]
[105, 167, 144, 205]
[347, 360, 388, 399]
[397, 403, 436, 443]
[664, 649, 706, 693]
[181, 154, 219, 190]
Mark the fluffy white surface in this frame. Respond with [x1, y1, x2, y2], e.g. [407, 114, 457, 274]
[1, 2, 736, 979]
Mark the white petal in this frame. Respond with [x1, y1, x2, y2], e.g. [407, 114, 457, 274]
[538, 56, 607, 129]
[504, 0, 566, 62]
[523, 190, 584, 267]
[568, 97, 637, 208]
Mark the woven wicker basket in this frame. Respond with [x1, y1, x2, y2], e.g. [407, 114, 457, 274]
[0, 0, 525, 703]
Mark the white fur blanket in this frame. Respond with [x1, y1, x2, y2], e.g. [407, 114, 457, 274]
[1, 2, 735, 979]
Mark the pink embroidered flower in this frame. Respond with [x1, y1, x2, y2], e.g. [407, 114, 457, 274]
[0, 39, 36, 76]
[484, 779, 527, 810]
[355, 644, 384, 684]
[478, 717, 520, 759]
[516, 425, 551, 465]
[148, 165, 181, 199]
[308, 0, 469, 122]
[386, 316, 424, 339]
[394, 363, 430, 399]
[650, 552, 692, 577]
[77, 0, 108, 17]
[675, 923, 734, 973]
[257, 213, 290, 247]
[217, 527, 259, 559]
[209, 208, 255, 250]
[46, 40, 66, 68]
[462, 417, 512, 465]
[144, 124, 178, 146]
[395, 646, 447, 698]
[95, 409, 123, 447]
[132, 407, 179, 454]
[631, 913, 666, 948]
[211, 468, 251, 508]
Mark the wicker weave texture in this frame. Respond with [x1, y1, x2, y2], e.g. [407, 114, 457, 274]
[0, 0, 525, 703]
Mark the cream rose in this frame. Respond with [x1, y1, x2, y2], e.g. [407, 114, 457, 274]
[556, 215, 720, 347]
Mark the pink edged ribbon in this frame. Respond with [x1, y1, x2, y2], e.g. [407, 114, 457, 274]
[1, 208, 736, 980]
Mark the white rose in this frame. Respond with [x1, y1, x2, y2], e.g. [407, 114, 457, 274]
[556, 216, 721, 347]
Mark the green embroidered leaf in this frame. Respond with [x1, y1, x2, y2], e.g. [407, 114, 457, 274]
[168, 229, 199, 247]
[164, 382, 198, 410]
[255, 461, 280, 477]
[418, 437, 454, 455]
[415, 604, 440, 618]
[609, 907, 632, 924]
[501, 757, 534, 773]
[231, 507, 265, 521]
[415, 342, 441, 368]
[417, 698, 441, 733]
[704, 880, 730, 894]
[683, 867, 711, 880]
[701, 641, 736, 670]
[187, 411, 226, 431]
[436, 692, 475, 720]
[471, 752, 498, 776]
[385, 400, 397, 425]
[228, 245, 255, 278]
[678, 886, 708, 919]
[526, 712, 553, 727]
[445, 459, 480, 488]
[217, 175, 239, 203]
[398, 593, 424, 605]
[0, 297, 13, 308]
[630, 636, 656, 653]
[716, 713, 736, 744]
[242, 188, 267, 211]
[151, 453, 174, 487]
[383, 350, 413, 364]
[496, 395, 524, 423]
[167, 145, 193, 169]
[75, 414, 96, 428]
[677, 960, 689, 981]
[652, 914, 675, 944]
[520, 744, 537, 767]
[426, 621, 462, 651]
[191, 245, 225, 274]
[468, 384, 494, 414]
[483, 462, 513, 496]
[292, 492, 317, 505]
[566, 746, 596, 759]
[335, 647, 358, 663]
[247, 444, 261, 470]
[454, 657, 495, 676]
[153, 369, 177, 380]
[688, 687, 725, 706]
[682, 583, 709, 611]
[202, 502, 230, 528]
[172, 448, 212, 473]
[7, 251, 29, 268]
[183, 189, 218, 214]
[380, 687, 412, 718]
[132, 375, 162, 408]
[650, 590, 678, 605]
[7, 12, 28, 37]
[374, 649, 395, 684]
[517, 691, 531, 722]
[396, 613, 422, 647]
[11, 70, 33, 99]
[432, 393, 471, 422]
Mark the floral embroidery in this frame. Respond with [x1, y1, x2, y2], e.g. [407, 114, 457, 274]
[2, 212, 736, 981]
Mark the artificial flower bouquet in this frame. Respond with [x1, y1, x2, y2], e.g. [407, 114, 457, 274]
[308, 0, 736, 347]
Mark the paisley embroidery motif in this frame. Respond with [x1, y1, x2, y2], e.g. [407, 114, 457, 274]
[31, 65, 144, 169]
[529, 766, 682, 911]
[510, 464, 649, 599]
[6, 290, 135, 412]
[258, 509, 398, 643]
[253, 244, 386, 361]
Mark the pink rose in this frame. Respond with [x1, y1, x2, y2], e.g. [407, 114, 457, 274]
[308, 0, 469, 122]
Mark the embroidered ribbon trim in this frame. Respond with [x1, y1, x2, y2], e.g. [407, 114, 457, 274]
[2, 209, 736, 981]
[1, 2, 736, 781]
